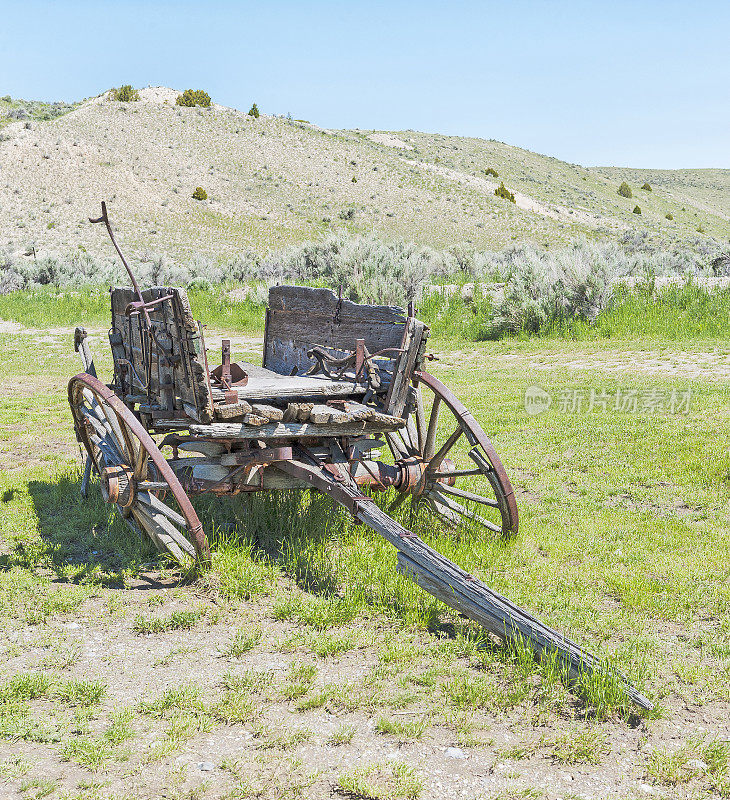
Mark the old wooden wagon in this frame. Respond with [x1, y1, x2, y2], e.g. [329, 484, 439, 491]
[69, 204, 651, 709]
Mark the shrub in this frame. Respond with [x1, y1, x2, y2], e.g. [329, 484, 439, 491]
[248, 103, 260, 118]
[192, 187, 208, 201]
[617, 181, 632, 198]
[484, 167, 499, 178]
[633, 205, 641, 215]
[641, 182, 652, 191]
[697, 225, 705, 233]
[665, 213, 674, 220]
[494, 182, 515, 203]
[176, 89, 211, 108]
[109, 85, 139, 102]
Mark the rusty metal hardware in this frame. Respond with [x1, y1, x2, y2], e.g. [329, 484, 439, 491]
[124, 295, 174, 317]
[210, 340, 249, 402]
[89, 202, 150, 327]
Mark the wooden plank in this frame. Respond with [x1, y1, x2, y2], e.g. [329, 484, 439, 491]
[384, 318, 427, 418]
[168, 418, 405, 439]
[264, 287, 407, 376]
[268, 286, 407, 324]
[351, 498, 653, 711]
[111, 286, 213, 423]
[209, 362, 367, 402]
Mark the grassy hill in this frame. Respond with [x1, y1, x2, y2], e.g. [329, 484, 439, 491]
[0, 86, 728, 264]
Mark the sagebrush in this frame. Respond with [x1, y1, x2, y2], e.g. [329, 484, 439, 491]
[1, 233, 726, 337]
[176, 89, 211, 108]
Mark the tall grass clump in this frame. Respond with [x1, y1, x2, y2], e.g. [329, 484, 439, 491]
[481, 235, 726, 339]
[579, 281, 730, 340]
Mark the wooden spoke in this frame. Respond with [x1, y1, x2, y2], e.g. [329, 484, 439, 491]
[385, 430, 409, 459]
[132, 504, 196, 559]
[405, 417, 419, 455]
[102, 401, 134, 461]
[428, 426, 463, 474]
[431, 468, 481, 479]
[429, 488, 502, 533]
[85, 391, 134, 461]
[414, 386, 426, 453]
[433, 482, 500, 508]
[79, 405, 111, 439]
[133, 444, 149, 479]
[131, 507, 192, 562]
[137, 480, 169, 491]
[88, 432, 125, 465]
[426, 495, 461, 526]
[423, 395, 441, 461]
[387, 492, 409, 514]
[137, 490, 188, 529]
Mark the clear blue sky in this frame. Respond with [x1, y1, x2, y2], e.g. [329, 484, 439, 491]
[2, 0, 728, 168]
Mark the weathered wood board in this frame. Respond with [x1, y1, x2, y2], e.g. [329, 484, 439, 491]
[209, 362, 367, 403]
[263, 286, 408, 376]
[161, 417, 405, 438]
[111, 286, 214, 423]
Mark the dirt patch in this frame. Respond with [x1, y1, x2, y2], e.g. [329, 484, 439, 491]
[0, 588, 727, 799]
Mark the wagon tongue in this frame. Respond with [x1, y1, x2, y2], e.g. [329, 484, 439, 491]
[277, 454, 654, 713]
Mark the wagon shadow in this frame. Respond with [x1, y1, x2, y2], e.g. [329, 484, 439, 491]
[23, 473, 174, 587]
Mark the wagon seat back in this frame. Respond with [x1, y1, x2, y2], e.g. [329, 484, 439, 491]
[109, 286, 214, 424]
[263, 286, 430, 418]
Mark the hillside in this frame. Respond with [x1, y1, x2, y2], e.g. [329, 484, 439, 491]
[1, 87, 728, 264]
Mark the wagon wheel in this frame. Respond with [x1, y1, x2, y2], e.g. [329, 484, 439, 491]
[68, 373, 210, 566]
[384, 370, 518, 537]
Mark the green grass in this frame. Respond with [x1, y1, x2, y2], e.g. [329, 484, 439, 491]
[0, 284, 265, 332]
[374, 715, 428, 741]
[56, 678, 107, 707]
[3, 295, 730, 793]
[329, 723, 357, 746]
[646, 735, 730, 793]
[61, 708, 134, 770]
[4, 282, 730, 345]
[571, 283, 730, 340]
[218, 624, 262, 658]
[132, 608, 203, 634]
[337, 761, 423, 800]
